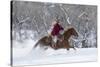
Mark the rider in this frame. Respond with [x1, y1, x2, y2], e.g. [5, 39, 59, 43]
[50, 18, 64, 47]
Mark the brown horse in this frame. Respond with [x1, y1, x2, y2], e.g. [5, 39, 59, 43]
[33, 27, 78, 50]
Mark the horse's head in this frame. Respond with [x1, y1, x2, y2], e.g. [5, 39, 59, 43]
[69, 28, 78, 37]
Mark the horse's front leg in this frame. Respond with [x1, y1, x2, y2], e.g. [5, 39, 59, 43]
[66, 48, 70, 51]
[72, 47, 76, 50]
[63, 40, 69, 51]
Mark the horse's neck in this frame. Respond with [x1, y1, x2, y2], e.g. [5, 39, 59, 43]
[64, 31, 72, 39]
[67, 35, 72, 40]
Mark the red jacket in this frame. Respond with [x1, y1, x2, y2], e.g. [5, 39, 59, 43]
[51, 23, 64, 36]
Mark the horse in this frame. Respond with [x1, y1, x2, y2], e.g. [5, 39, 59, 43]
[33, 27, 78, 50]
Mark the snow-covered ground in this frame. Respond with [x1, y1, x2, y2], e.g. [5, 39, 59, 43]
[12, 39, 97, 66]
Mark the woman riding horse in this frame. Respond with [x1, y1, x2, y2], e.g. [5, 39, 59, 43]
[33, 27, 78, 50]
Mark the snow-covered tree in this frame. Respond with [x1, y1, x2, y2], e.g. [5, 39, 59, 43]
[12, 1, 97, 48]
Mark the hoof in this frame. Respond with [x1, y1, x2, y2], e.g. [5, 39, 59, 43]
[44, 47, 48, 50]
[66, 48, 69, 50]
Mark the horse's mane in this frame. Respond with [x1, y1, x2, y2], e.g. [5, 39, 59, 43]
[64, 26, 75, 32]
[64, 25, 74, 30]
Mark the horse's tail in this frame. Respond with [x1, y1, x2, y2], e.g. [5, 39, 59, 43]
[33, 41, 39, 48]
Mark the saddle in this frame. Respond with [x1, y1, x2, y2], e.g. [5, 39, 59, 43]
[57, 34, 64, 42]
